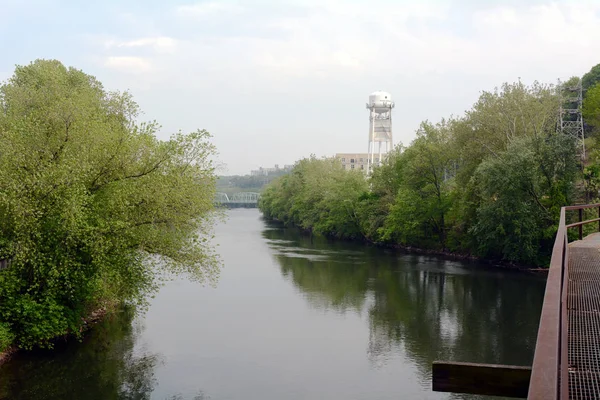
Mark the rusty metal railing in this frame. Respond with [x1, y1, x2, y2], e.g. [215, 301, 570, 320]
[528, 203, 600, 399]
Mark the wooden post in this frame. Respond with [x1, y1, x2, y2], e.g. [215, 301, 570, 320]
[432, 361, 532, 398]
[579, 208, 583, 240]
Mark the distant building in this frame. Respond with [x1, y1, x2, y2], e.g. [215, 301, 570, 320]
[250, 164, 293, 176]
[335, 153, 384, 172]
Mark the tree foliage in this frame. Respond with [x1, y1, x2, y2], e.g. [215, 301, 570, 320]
[584, 83, 600, 130]
[471, 135, 577, 264]
[583, 63, 600, 91]
[379, 120, 456, 248]
[0, 60, 219, 349]
[259, 156, 368, 239]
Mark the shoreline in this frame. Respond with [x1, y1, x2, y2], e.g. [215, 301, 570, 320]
[0, 305, 112, 367]
[0, 345, 16, 365]
[382, 241, 546, 273]
[264, 216, 547, 274]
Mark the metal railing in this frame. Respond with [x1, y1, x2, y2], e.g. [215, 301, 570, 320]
[528, 203, 600, 399]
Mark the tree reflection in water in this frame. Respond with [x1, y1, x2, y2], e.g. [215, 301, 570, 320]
[263, 223, 546, 398]
[0, 308, 162, 400]
[0, 221, 546, 400]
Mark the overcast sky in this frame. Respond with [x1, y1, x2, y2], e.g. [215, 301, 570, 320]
[1, 0, 600, 175]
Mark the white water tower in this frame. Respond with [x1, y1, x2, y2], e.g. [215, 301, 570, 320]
[366, 90, 394, 174]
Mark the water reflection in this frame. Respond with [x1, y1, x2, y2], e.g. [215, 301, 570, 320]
[263, 222, 546, 395]
[0, 212, 547, 400]
[0, 308, 162, 400]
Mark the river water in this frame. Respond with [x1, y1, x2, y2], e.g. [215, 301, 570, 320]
[0, 209, 546, 400]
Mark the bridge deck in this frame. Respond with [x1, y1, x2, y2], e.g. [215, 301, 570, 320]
[568, 233, 600, 399]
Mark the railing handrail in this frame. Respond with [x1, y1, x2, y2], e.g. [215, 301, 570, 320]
[564, 203, 600, 211]
[528, 208, 566, 399]
[528, 203, 600, 399]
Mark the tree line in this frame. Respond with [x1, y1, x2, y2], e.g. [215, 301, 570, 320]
[260, 64, 600, 267]
[216, 172, 289, 196]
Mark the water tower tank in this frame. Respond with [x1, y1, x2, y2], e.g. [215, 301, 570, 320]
[368, 91, 393, 113]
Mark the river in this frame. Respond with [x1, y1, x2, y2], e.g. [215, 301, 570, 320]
[0, 209, 546, 400]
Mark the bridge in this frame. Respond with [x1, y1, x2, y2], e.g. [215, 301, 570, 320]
[215, 192, 260, 208]
[432, 203, 600, 399]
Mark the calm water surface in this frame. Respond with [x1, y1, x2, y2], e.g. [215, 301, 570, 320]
[0, 209, 546, 400]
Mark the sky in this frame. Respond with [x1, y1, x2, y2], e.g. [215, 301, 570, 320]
[1, 0, 600, 175]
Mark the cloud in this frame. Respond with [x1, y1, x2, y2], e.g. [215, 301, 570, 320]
[155, 1, 455, 80]
[466, 2, 600, 78]
[98, 1, 600, 87]
[84, 0, 600, 174]
[230, 0, 600, 81]
[117, 37, 176, 49]
[103, 36, 177, 53]
[104, 56, 152, 73]
[175, 1, 243, 19]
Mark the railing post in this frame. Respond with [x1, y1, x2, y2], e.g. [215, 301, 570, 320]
[579, 209, 583, 240]
[598, 205, 600, 232]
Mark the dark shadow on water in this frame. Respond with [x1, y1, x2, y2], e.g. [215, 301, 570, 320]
[0, 217, 546, 400]
[0, 308, 162, 400]
[263, 222, 547, 400]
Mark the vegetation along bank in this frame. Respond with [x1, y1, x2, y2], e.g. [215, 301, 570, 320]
[259, 63, 600, 269]
[0, 60, 220, 357]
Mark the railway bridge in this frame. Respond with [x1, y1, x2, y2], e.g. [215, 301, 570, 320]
[215, 192, 260, 208]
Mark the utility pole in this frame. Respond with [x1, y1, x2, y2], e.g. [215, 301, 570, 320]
[558, 78, 585, 163]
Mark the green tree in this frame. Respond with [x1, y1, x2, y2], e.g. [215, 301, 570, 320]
[454, 81, 559, 187]
[259, 156, 368, 239]
[379, 120, 457, 249]
[471, 135, 578, 264]
[0, 59, 219, 348]
[452, 80, 565, 258]
[583, 83, 600, 130]
[354, 146, 407, 242]
[583, 63, 600, 91]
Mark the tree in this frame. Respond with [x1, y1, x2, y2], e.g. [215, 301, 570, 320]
[451, 80, 565, 257]
[583, 83, 600, 130]
[471, 135, 578, 264]
[0, 59, 219, 348]
[379, 120, 457, 249]
[454, 81, 559, 185]
[259, 156, 368, 239]
[583, 63, 600, 91]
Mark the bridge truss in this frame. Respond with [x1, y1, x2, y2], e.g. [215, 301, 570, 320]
[215, 192, 260, 207]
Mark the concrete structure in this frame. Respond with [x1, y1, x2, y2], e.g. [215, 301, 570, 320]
[335, 153, 383, 172]
[366, 91, 394, 174]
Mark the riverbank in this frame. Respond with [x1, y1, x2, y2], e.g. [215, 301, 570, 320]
[384, 241, 547, 273]
[0, 345, 16, 365]
[266, 217, 547, 273]
[0, 304, 114, 367]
